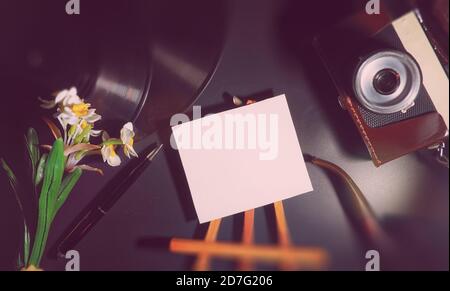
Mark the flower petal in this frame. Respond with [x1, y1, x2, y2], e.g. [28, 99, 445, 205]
[55, 89, 69, 104]
[43, 117, 62, 139]
[64, 143, 101, 156]
[108, 154, 121, 167]
[84, 112, 101, 123]
[124, 145, 138, 158]
[102, 130, 112, 142]
[64, 95, 82, 106]
[91, 129, 102, 137]
[74, 165, 104, 176]
[124, 145, 130, 158]
[101, 145, 109, 162]
[38, 97, 56, 109]
[68, 87, 77, 96]
[120, 122, 135, 144]
[124, 122, 133, 131]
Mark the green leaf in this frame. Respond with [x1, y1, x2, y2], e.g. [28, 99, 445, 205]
[26, 128, 40, 163]
[17, 253, 23, 270]
[35, 153, 48, 187]
[0, 159, 25, 216]
[54, 168, 82, 217]
[23, 222, 30, 267]
[29, 138, 65, 267]
[1, 158, 31, 269]
[25, 128, 40, 184]
[1, 159, 18, 193]
[48, 140, 66, 208]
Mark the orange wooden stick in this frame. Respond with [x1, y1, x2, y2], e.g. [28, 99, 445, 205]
[274, 201, 291, 246]
[193, 219, 222, 271]
[274, 201, 299, 270]
[239, 209, 255, 270]
[170, 202, 330, 270]
[170, 238, 328, 269]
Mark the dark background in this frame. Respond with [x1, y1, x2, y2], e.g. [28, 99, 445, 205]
[0, 0, 448, 270]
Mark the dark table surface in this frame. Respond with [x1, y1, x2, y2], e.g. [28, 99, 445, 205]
[0, 0, 448, 271]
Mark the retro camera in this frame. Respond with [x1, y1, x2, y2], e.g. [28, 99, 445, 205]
[314, 6, 449, 166]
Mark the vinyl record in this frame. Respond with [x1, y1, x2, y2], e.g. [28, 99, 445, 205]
[135, 0, 228, 135]
[0, 0, 227, 136]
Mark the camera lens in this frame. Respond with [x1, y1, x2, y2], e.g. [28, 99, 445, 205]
[373, 69, 401, 95]
[353, 50, 422, 114]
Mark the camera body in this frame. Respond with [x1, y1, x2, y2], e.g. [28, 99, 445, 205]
[314, 7, 448, 166]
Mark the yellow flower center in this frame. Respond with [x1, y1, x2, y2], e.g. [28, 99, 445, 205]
[71, 103, 90, 117]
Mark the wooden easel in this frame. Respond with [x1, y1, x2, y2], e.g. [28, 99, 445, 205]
[169, 201, 329, 271]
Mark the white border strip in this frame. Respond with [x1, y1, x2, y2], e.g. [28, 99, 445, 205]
[393, 11, 449, 128]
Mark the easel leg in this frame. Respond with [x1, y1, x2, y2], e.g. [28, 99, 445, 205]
[273, 201, 297, 270]
[193, 218, 222, 271]
[239, 209, 255, 270]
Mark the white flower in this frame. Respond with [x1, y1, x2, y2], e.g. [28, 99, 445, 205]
[57, 109, 78, 127]
[101, 144, 121, 167]
[55, 87, 82, 106]
[58, 101, 101, 126]
[39, 87, 81, 109]
[120, 122, 138, 158]
[40, 87, 102, 141]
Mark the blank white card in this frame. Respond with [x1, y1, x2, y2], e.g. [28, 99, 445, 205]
[172, 94, 313, 223]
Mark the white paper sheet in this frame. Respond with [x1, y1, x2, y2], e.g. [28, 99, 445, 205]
[172, 94, 313, 223]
